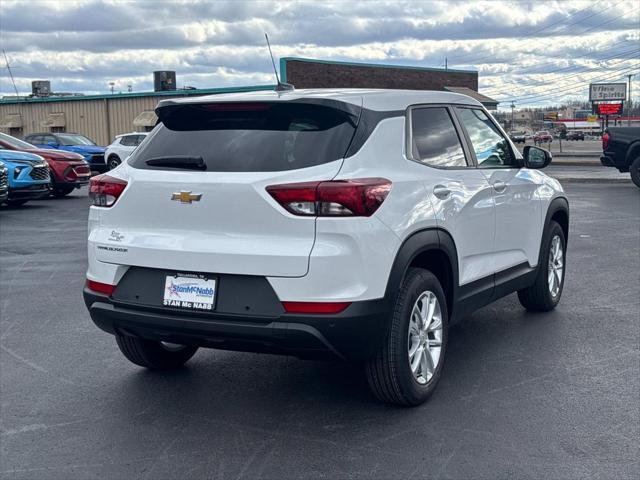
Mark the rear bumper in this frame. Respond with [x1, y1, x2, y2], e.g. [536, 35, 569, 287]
[83, 289, 390, 361]
[600, 155, 614, 167]
[601, 153, 628, 172]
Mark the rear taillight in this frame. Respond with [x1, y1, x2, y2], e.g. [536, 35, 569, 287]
[89, 174, 127, 207]
[86, 279, 115, 296]
[282, 301, 351, 314]
[266, 178, 391, 217]
[602, 132, 610, 150]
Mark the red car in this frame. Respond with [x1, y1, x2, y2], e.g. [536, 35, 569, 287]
[0, 132, 91, 197]
[534, 131, 553, 143]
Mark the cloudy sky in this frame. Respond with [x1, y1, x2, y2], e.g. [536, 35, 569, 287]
[0, 0, 638, 108]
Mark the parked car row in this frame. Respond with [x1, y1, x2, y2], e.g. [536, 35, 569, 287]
[0, 131, 147, 207]
[509, 130, 589, 144]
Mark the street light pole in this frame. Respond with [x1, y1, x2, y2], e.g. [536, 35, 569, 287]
[628, 74, 633, 127]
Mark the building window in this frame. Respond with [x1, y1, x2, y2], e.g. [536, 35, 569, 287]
[51, 126, 66, 133]
[8, 127, 23, 138]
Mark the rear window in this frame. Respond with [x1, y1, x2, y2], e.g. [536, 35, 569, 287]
[129, 102, 359, 172]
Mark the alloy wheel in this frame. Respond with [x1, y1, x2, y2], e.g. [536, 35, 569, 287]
[548, 235, 564, 298]
[407, 291, 443, 385]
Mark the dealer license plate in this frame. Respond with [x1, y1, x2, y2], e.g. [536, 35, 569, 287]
[163, 274, 216, 311]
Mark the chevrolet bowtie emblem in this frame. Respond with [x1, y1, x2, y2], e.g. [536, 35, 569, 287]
[171, 191, 202, 204]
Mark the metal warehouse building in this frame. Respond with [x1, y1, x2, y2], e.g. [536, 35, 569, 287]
[0, 57, 498, 146]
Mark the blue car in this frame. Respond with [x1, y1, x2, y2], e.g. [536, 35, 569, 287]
[0, 149, 51, 206]
[24, 132, 107, 172]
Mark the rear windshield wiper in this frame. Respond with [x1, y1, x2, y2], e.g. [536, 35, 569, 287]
[145, 156, 207, 171]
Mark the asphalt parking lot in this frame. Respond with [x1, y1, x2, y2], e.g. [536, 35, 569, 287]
[1, 184, 639, 479]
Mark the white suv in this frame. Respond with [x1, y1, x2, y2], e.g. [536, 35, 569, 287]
[104, 132, 148, 170]
[84, 89, 568, 406]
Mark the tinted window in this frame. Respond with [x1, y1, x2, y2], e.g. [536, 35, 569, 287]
[133, 135, 146, 146]
[120, 135, 136, 146]
[410, 107, 467, 167]
[130, 102, 358, 172]
[457, 108, 516, 167]
[56, 134, 95, 146]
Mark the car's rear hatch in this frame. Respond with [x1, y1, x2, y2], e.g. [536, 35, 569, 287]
[92, 98, 361, 278]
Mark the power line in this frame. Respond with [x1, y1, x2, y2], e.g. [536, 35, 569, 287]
[500, 65, 640, 103]
[481, 49, 639, 96]
[495, 62, 640, 102]
[496, 64, 638, 101]
[499, 65, 639, 102]
[481, 44, 639, 92]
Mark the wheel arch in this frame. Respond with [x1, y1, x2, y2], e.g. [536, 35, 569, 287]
[624, 140, 640, 166]
[384, 228, 459, 317]
[545, 196, 570, 245]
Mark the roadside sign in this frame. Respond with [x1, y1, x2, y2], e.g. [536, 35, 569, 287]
[589, 83, 627, 101]
[595, 103, 623, 115]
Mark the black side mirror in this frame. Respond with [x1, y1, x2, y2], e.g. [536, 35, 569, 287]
[523, 145, 552, 169]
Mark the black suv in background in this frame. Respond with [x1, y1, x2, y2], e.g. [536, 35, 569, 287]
[601, 127, 640, 188]
[566, 131, 585, 141]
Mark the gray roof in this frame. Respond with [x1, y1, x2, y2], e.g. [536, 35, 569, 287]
[157, 88, 483, 112]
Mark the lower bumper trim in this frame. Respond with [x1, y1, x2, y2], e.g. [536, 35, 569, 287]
[84, 289, 390, 361]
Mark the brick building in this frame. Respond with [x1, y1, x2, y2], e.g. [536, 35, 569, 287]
[280, 57, 498, 109]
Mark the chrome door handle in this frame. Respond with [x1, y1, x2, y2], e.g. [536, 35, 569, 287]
[492, 180, 507, 193]
[433, 185, 451, 199]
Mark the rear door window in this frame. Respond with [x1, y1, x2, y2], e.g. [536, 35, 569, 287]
[130, 102, 359, 172]
[409, 107, 468, 167]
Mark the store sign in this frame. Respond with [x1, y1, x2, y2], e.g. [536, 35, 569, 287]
[595, 103, 623, 115]
[589, 83, 627, 101]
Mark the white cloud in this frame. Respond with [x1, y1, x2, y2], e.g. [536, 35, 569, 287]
[0, 0, 638, 107]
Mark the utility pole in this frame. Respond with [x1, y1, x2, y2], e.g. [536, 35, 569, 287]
[445, 57, 448, 70]
[628, 74, 633, 127]
[109, 82, 115, 94]
[510, 101, 515, 132]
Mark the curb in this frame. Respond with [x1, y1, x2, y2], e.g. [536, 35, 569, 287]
[551, 161, 601, 166]
[552, 176, 632, 184]
[553, 153, 600, 158]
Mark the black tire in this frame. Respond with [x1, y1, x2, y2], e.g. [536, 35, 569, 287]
[365, 268, 449, 406]
[7, 199, 28, 207]
[518, 220, 566, 312]
[115, 334, 198, 370]
[52, 186, 75, 197]
[107, 155, 121, 171]
[629, 156, 640, 188]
